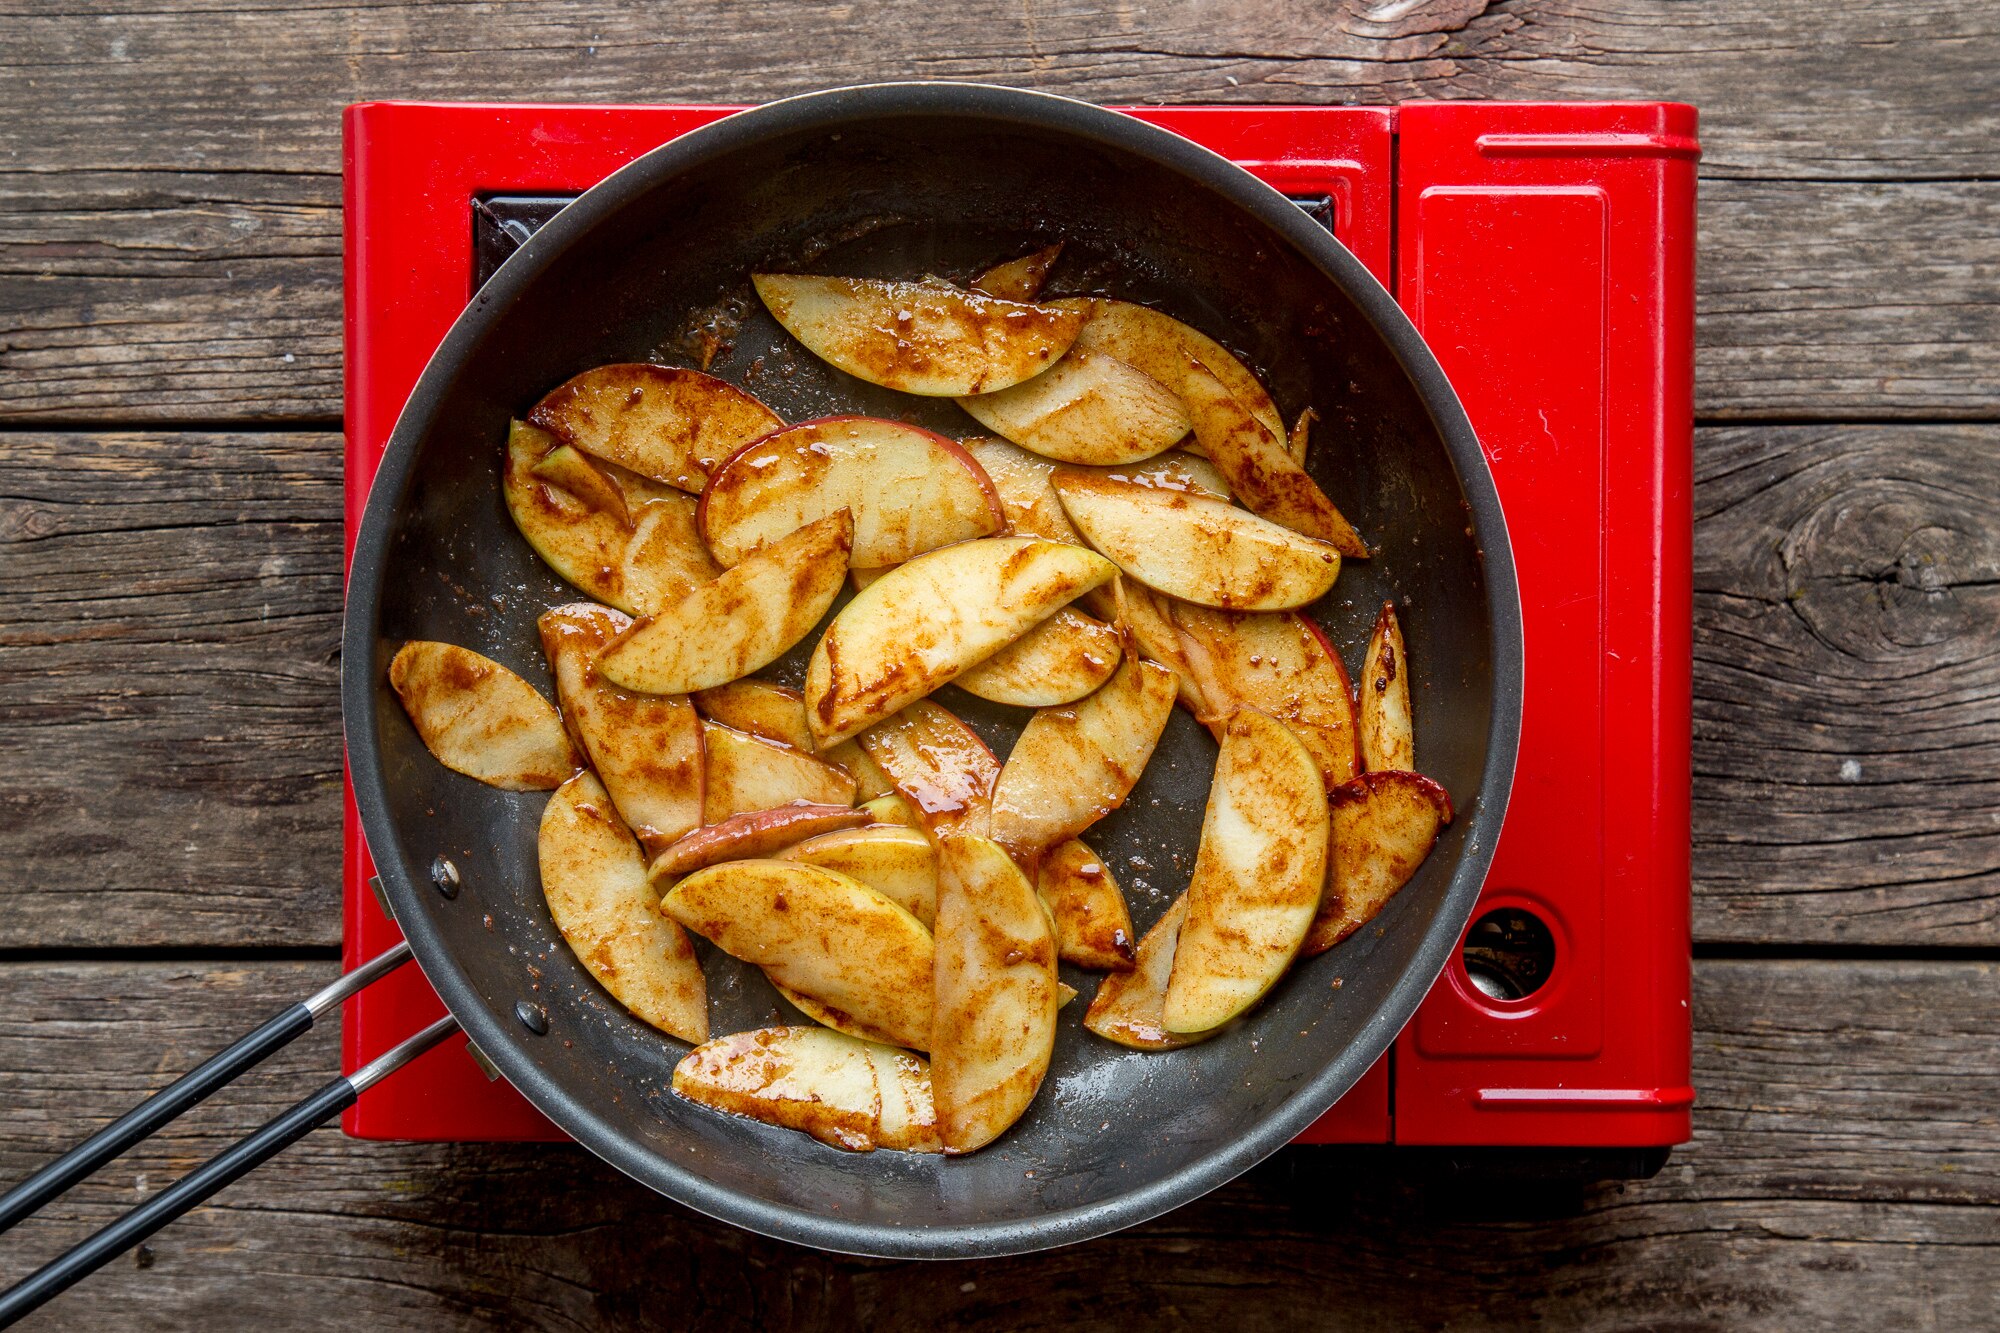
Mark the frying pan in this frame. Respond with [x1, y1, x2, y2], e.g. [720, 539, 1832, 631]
[0, 84, 1521, 1300]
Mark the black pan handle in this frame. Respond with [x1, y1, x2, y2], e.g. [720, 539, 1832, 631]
[0, 1012, 457, 1327]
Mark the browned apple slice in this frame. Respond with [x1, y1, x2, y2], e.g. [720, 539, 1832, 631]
[701, 722, 856, 823]
[989, 650, 1178, 858]
[539, 604, 702, 853]
[777, 824, 938, 928]
[663, 860, 933, 1050]
[539, 772, 706, 1042]
[822, 739, 895, 801]
[1038, 838, 1137, 971]
[771, 983, 918, 1050]
[804, 536, 1116, 746]
[672, 1027, 941, 1153]
[972, 243, 1062, 302]
[527, 363, 784, 493]
[753, 274, 1085, 396]
[597, 510, 852, 696]
[690, 679, 816, 752]
[1169, 602, 1361, 789]
[861, 793, 922, 827]
[1084, 894, 1220, 1050]
[647, 804, 870, 879]
[1052, 471, 1341, 611]
[1163, 709, 1330, 1032]
[698, 416, 1005, 568]
[529, 442, 630, 526]
[956, 351, 1190, 466]
[931, 836, 1060, 1153]
[1046, 297, 1289, 454]
[954, 606, 1122, 708]
[1289, 406, 1316, 463]
[1182, 358, 1368, 557]
[388, 641, 578, 790]
[503, 420, 721, 615]
[1302, 771, 1452, 956]
[1358, 602, 1414, 773]
[856, 700, 1000, 841]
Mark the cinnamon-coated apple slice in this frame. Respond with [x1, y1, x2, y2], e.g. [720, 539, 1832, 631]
[1163, 709, 1330, 1033]
[503, 420, 721, 616]
[540, 772, 707, 1043]
[1358, 602, 1415, 773]
[691, 679, 893, 799]
[663, 860, 934, 1050]
[597, 510, 852, 696]
[856, 699, 1000, 840]
[804, 536, 1115, 747]
[701, 722, 856, 823]
[860, 793, 922, 828]
[964, 436, 1229, 545]
[1037, 838, 1137, 971]
[771, 984, 920, 1050]
[1052, 471, 1341, 611]
[1169, 602, 1361, 789]
[388, 641, 578, 790]
[647, 804, 870, 879]
[931, 836, 1060, 1154]
[1084, 894, 1219, 1050]
[1182, 358, 1368, 557]
[972, 243, 1062, 301]
[753, 274, 1085, 396]
[1302, 771, 1451, 956]
[672, 1027, 941, 1153]
[778, 824, 938, 928]
[528, 363, 784, 493]
[989, 649, 1178, 858]
[529, 442, 630, 526]
[955, 606, 1122, 708]
[698, 417, 1005, 568]
[956, 350, 1190, 466]
[539, 604, 702, 853]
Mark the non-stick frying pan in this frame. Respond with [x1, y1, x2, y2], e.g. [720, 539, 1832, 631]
[0, 84, 1521, 1300]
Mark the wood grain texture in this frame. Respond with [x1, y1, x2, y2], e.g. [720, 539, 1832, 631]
[0, 958, 1990, 1331]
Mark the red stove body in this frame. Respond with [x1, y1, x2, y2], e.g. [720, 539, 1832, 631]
[342, 101, 1696, 1155]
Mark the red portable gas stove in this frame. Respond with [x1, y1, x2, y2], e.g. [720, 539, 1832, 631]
[342, 99, 1695, 1168]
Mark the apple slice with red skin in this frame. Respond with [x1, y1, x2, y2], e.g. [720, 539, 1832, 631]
[1358, 602, 1415, 773]
[1084, 894, 1221, 1050]
[1302, 771, 1452, 956]
[539, 603, 703, 854]
[700, 722, 856, 824]
[388, 641, 578, 791]
[856, 699, 1000, 841]
[647, 804, 870, 880]
[528, 363, 784, 494]
[597, 510, 853, 696]
[956, 350, 1191, 466]
[698, 416, 1005, 568]
[973, 243, 1062, 301]
[1037, 838, 1137, 971]
[1163, 709, 1331, 1033]
[1169, 602, 1361, 790]
[672, 1027, 941, 1153]
[753, 274, 1086, 396]
[989, 648, 1178, 859]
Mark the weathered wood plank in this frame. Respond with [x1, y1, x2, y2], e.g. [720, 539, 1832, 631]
[0, 958, 1991, 1331]
[4, 425, 1994, 947]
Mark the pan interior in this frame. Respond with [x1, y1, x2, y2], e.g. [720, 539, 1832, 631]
[358, 103, 1497, 1247]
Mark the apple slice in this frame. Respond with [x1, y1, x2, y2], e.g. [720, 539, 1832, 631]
[540, 772, 706, 1042]
[691, 679, 817, 753]
[647, 804, 869, 879]
[1290, 406, 1316, 463]
[777, 825, 938, 929]
[1358, 602, 1414, 773]
[956, 350, 1190, 466]
[1045, 297, 1290, 455]
[989, 650, 1177, 858]
[822, 739, 895, 801]
[931, 836, 1060, 1153]
[1084, 894, 1221, 1050]
[861, 793, 920, 827]
[1303, 771, 1452, 956]
[699, 417, 1005, 568]
[805, 536, 1116, 746]
[527, 363, 784, 493]
[1163, 709, 1330, 1033]
[1038, 838, 1137, 971]
[388, 641, 577, 790]
[672, 1027, 941, 1153]
[529, 442, 630, 526]
[539, 604, 703, 853]
[753, 274, 1085, 396]
[1169, 602, 1361, 789]
[503, 420, 722, 616]
[973, 243, 1062, 301]
[955, 606, 1122, 708]
[1182, 359, 1368, 557]
[701, 722, 856, 823]
[855, 700, 1000, 841]
[597, 510, 852, 696]
[663, 860, 934, 1050]
[1052, 471, 1340, 611]
[771, 983, 919, 1050]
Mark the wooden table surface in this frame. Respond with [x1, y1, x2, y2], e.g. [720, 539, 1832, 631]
[4, 2, 1996, 1327]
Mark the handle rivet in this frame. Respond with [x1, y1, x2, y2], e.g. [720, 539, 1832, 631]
[429, 857, 461, 898]
[514, 1001, 548, 1036]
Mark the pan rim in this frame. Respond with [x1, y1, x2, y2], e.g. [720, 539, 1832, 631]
[343, 80, 1523, 1259]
